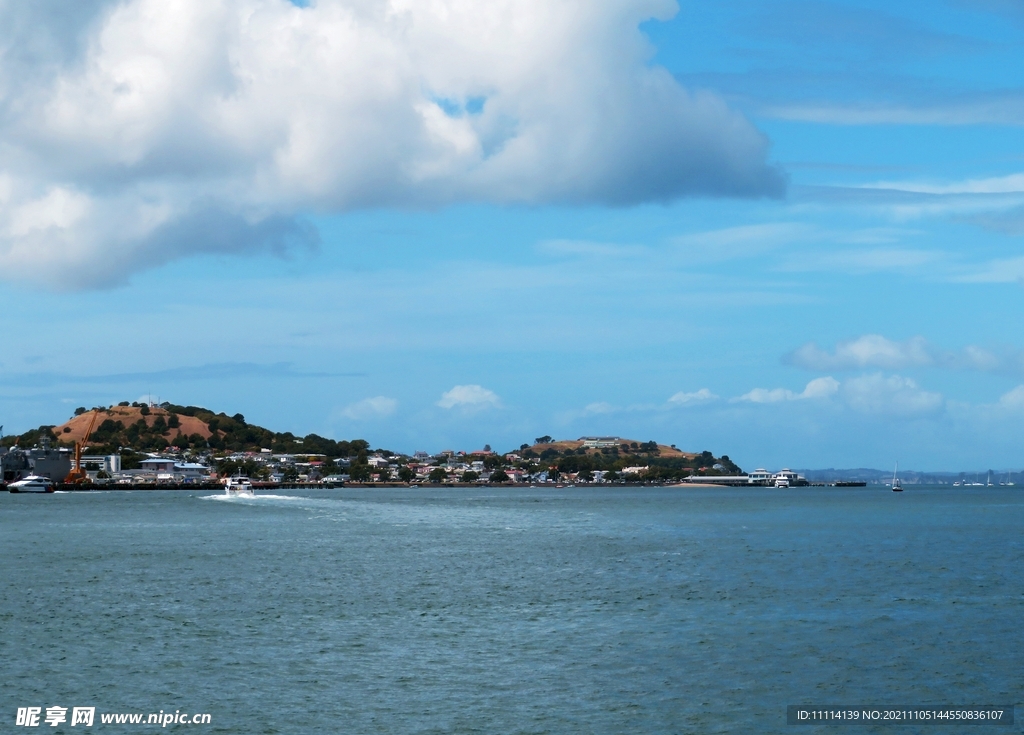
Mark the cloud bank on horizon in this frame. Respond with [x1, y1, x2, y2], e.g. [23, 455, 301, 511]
[786, 335, 1018, 375]
[0, 0, 782, 288]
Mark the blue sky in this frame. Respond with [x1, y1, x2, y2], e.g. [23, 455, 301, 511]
[0, 0, 1022, 470]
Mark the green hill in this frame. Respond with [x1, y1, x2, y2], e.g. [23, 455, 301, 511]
[4, 402, 371, 459]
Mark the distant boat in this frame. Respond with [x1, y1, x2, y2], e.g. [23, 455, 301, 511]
[890, 463, 902, 492]
[223, 476, 254, 497]
[9, 475, 55, 493]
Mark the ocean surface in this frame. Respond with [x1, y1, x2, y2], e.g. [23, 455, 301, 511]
[2, 486, 1022, 733]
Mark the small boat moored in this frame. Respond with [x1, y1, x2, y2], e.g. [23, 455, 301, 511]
[9, 475, 55, 493]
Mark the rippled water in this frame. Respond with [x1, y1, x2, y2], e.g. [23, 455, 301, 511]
[2, 486, 1022, 733]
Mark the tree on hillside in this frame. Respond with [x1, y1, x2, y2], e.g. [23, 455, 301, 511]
[483, 454, 504, 469]
[535, 435, 552, 445]
[428, 467, 448, 483]
[217, 458, 268, 480]
[718, 455, 742, 473]
[120, 450, 143, 470]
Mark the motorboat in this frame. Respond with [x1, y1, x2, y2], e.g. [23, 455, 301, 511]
[9, 475, 55, 493]
[223, 476, 254, 497]
[773, 469, 800, 487]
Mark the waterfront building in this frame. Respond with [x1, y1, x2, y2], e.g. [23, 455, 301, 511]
[747, 469, 773, 485]
[80, 455, 122, 474]
[580, 436, 621, 449]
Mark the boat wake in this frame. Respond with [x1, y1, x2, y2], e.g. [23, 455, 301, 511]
[201, 494, 307, 502]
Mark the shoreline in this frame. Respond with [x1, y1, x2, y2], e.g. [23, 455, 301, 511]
[14, 480, 733, 493]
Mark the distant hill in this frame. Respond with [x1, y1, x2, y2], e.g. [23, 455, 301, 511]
[519, 437, 741, 480]
[528, 438, 694, 459]
[4, 407, 740, 481]
[4, 403, 369, 458]
[58, 405, 212, 444]
[797, 468, 1021, 485]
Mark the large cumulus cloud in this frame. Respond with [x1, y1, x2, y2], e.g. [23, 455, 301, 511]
[0, 0, 784, 287]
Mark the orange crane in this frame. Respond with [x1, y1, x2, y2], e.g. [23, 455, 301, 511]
[65, 410, 101, 483]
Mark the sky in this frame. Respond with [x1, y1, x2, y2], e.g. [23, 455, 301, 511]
[0, 0, 1022, 471]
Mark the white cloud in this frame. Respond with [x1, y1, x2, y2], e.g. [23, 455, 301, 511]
[667, 388, 718, 405]
[762, 97, 1024, 127]
[957, 346, 1003, 372]
[0, 0, 783, 288]
[787, 334, 1007, 373]
[787, 335, 933, 371]
[864, 172, 1024, 195]
[342, 396, 398, 420]
[781, 248, 943, 274]
[801, 376, 842, 399]
[671, 222, 811, 262]
[734, 376, 838, 403]
[967, 205, 1024, 236]
[536, 240, 647, 259]
[954, 255, 1024, 284]
[840, 373, 943, 417]
[795, 180, 1024, 225]
[437, 384, 501, 410]
[998, 385, 1024, 409]
[733, 372, 941, 416]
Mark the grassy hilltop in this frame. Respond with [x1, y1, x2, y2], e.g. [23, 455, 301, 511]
[3, 402, 368, 459]
[517, 437, 742, 482]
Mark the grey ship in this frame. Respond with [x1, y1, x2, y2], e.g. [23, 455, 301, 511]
[1, 439, 73, 484]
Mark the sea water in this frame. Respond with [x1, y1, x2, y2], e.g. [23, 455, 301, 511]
[1, 486, 1022, 733]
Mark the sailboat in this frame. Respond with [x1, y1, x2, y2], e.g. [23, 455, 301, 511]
[890, 462, 902, 492]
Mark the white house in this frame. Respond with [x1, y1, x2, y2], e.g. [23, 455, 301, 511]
[80, 455, 121, 474]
